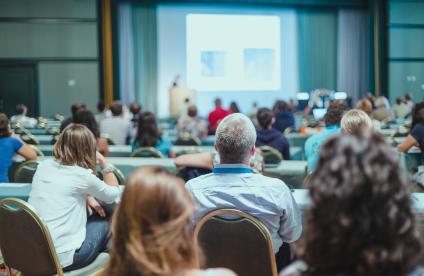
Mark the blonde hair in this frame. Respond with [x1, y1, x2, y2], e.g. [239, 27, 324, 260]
[356, 99, 373, 116]
[102, 168, 200, 276]
[53, 124, 97, 172]
[341, 109, 373, 135]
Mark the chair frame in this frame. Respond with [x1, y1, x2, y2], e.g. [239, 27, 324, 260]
[28, 144, 45, 157]
[0, 198, 65, 276]
[194, 208, 278, 276]
[13, 160, 39, 183]
[258, 146, 284, 162]
[130, 147, 164, 158]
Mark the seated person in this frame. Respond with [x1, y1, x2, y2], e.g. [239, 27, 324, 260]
[73, 110, 109, 157]
[208, 98, 230, 134]
[94, 101, 111, 124]
[356, 99, 381, 130]
[398, 102, 424, 153]
[133, 111, 175, 157]
[101, 167, 235, 276]
[305, 101, 348, 172]
[373, 96, 393, 122]
[256, 107, 290, 160]
[272, 100, 294, 133]
[28, 124, 122, 271]
[177, 105, 208, 140]
[341, 109, 373, 135]
[60, 102, 86, 132]
[186, 114, 302, 270]
[0, 113, 37, 182]
[10, 104, 37, 128]
[393, 97, 411, 119]
[281, 133, 421, 276]
[100, 101, 131, 145]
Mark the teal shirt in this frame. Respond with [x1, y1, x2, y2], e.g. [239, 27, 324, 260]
[304, 125, 340, 172]
[132, 136, 173, 157]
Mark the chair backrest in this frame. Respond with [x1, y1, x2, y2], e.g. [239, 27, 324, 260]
[97, 164, 126, 185]
[173, 134, 201, 146]
[195, 209, 278, 276]
[14, 160, 39, 183]
[0, 198, 63, 275]
[28, 145, 44, 157]
[130, 147, 164, 158]
[258, 146, 283, 164]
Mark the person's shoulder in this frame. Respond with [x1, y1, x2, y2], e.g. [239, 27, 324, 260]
[252, 173, 290, 189]
[186, 173, 215, 188]
[187, 268, 236, 276]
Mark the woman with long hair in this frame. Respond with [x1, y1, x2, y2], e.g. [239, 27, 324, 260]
[399, 101, 424, 153]
[73, 109, 109, 156]
[28, 124, 122, 271]
[0, 113, 37, 182]
[133, 111, 175, 157]
[102, 168, 234, 276]
[281, 133, 422, 276]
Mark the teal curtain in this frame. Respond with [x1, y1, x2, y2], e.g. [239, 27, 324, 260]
[132, 4, 158, 113]
[297, 9, 338, 92]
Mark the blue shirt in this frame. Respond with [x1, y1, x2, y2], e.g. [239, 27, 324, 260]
[132, 136, 173, 157]
[305, 125, 340, 172]
[0, 136, 23, 182]
[186, 164, 302, 252]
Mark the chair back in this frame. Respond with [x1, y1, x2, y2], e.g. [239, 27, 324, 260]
[195, 209, 278, 276]
[258, 146, 283, 164]
[0, 198, 63, 275]
[14, 160, 39, 183]
[130, 147, 164, 158]
[173, 134, 201, 146]
[97, 165, 126, 185]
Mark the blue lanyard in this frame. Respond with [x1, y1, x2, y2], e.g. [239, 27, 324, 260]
[212, 167, 253, 174]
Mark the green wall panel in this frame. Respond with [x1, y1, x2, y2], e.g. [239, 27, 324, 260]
[388, 62, 424, 103]
[389, 29, 424, 58]
[38, 62, 99, 116]
[389, 1, 424, 24]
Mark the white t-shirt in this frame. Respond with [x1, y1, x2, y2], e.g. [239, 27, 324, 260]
[28, 159, 122, 267]
[100, 116, 131, 145]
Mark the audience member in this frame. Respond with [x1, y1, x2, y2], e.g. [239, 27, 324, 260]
[133, 111, 175, 157]
[186, 114, 302, 270]
[281, 133, 421, 276]
[208, 98, 230, 133]
[305, 101, 348, 172]
[94, 101, 110, 124]
[28, 124, 122, 271]
[0, 113, 37, 182]
[129, 102, 142, 125]
[73, 110, 109, 157]
[373, 96, 393, 122]
[100, 101, 131, 145]
[256, 107, 290, 160]
[10, 104, 37, 128]
[393, 97, 411, 119]
[101, 168, 234, 276]
[356, 98, 381, 130]
[229, 101, 241, 113]
[341, 109, 373, 135]
[272, 100, 294, 133]
[177, 105, 208, 139]
[405, 93, 414, 109]
[398, 102, 424, 153]
[60, 102, 86, 132]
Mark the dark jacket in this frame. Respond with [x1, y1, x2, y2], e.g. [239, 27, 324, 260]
[256, 128, 290, 160]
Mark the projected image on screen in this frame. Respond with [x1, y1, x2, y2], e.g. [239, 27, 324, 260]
[186, 14, 281, 91]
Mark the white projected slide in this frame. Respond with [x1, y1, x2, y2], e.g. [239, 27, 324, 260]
[186, 14, 281, 91]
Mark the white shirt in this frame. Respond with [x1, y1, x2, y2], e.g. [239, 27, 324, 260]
[28, 159, 122, 267]
[10, 115, 37, 128]
[186, 164, 302, 252]
[100, 116, 131, 145]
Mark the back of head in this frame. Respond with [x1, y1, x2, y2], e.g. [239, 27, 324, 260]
[356, 99, 373, 116]
[71, 102, 86, 117]
[110, 101, 123, 117]
[300, 133, 420, 275]
[256, 108, 274, 129]
[97, 101, 106, 113]
[411, 101, 424, 129]
[341, 109, 373, 135]
[405, 93, 412, 101]
[375, 96, 390, 109]
[214, 98, 222, 107]
[215, 113, 256, 163]
[53, 124, 97, 172]
[324, 101, 348, 126]
[273, 100, 286, 112]
[0, 113, 10, 138]
[396, 97, 403, 105]
[16, 104, 27, 115]
[129, 102, 142, 115]
[73, 110, 100, 138]
[104, 168, 198, 275]
[137, 112, 160, 147]
[187, 105, 197, 118]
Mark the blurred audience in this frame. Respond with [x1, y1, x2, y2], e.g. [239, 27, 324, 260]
[177, 105, 208, 139]
[405, 93, 414, 109]
[208, 98, 230, 134]
[94, 101, 110, 124]
[305, 101, 348, 172]
[272, 100, 294, 133]
[10, 104, 37, 128]
[133, 111, 175, 157]
[60, 102, 86, 132]
[100, 101, 131, 145]
[393, 97, 411, 119]
[341, 109, 373, 135]
[398, 102, 424, 153]
[73, 110, 109, 157]
[373, 96, 393, 122]
[256, 108, 290, 160]
[356, 98, 381, 130]
[186, 113, 302, 271]
[281, 133, 421, 276]
[0, 113, 37, 182]
[229, 101, 241, 113]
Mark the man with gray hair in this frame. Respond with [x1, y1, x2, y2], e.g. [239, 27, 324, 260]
[186, 113, 302, 270]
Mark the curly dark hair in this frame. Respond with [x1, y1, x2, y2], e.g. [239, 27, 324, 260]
[299, 133, 421, 276]
[324, 101, 348, 126]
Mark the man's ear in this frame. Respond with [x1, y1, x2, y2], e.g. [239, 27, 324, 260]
[251, 145, 256, 155]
